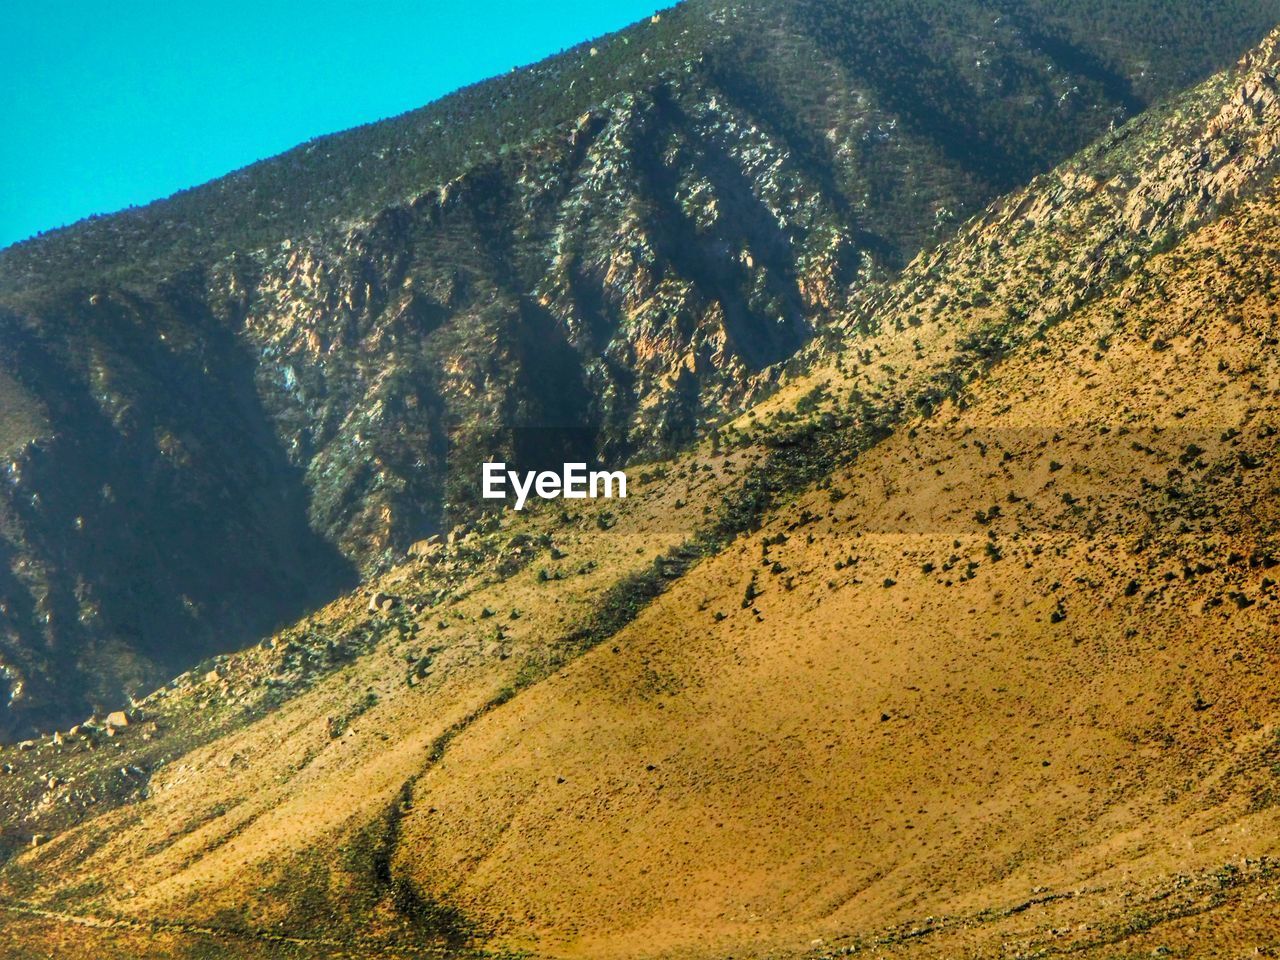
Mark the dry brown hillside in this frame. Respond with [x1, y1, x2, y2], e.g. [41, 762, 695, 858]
[3, 23, 1280, 960]
[389, 191, 1280, 959]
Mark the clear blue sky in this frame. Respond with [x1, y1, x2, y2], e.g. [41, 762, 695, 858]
[1, 1, 666, 249]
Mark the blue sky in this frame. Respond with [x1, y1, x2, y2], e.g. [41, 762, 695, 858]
[1, 1, 666, 249]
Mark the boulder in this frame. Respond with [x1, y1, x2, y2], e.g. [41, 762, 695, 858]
[105, 710, 129, 729]
[368, 592, 399, 613]
[407, 536, 443, 558]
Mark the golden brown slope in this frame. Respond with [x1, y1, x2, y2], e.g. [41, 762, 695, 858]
[385, 186, 1280, 959]
[0, 447, 762, 956]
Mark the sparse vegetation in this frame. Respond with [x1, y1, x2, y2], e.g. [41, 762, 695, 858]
[3, 4, 1280, 959]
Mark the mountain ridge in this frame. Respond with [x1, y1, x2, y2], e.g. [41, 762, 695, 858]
[2, 16, 1280, 959]
[5, 0, 1279, 295]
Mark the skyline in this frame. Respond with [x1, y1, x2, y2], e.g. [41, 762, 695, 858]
[0, 0, 665, 249]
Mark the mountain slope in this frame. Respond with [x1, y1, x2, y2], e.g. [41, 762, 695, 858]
[393, 190, 1280, 958]
[4, 0, 1278, 294]
[1, 0, 1277, 738]
[3, 19, 1280, 959]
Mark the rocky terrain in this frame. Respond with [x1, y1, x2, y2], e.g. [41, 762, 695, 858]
[2, 0, 1278, 737]
[1, 11, 1280, 958]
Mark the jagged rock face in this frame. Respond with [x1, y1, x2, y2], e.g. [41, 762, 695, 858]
[0, 1, 1277, 737]
[216, 79, 864, 566]
[0, 76, 862, 736]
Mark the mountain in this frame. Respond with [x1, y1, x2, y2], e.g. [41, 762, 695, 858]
[1, 0, 1277, 740]
[3, 15, 1280, 959]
